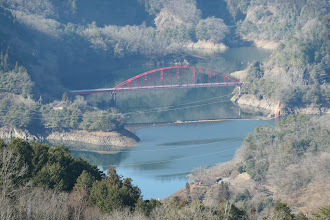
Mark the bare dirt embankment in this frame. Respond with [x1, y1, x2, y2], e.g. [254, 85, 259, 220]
[244, 37, 280, 50]
[185, 40, 228, 50]
[0, 126, 140, 149]
[46, 129, 139, 147]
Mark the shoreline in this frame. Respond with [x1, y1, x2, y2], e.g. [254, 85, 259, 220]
[0, 127, 140, 150]
[46, 129, 140, 147]
[0, 117, 270, 150]
[125, 117, 273, 131]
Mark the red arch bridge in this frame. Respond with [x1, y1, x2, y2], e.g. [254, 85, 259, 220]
[69, 66, 243, 95]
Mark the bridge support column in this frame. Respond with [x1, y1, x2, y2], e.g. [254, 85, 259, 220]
[110, 92, 117, 107]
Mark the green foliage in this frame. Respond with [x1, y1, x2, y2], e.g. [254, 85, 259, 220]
[89, 166, 141, 213]
[279, 114, 310, 127]
[248, 61, 264, 79]
[7, 139, 33, 179]
[0, 139, 102, 191]
[296, 212, 309, 220]
[240, 61, 277, 99]
[195, 16, 229, 43]
[245, 159, 268, 182]
[79, 108, 124, 132]
[0, 97, 40, 129]
[234, 189, 251, 203]
[240, 115, 329, 197]
[257, 197, 273, 213]
[280, 84, 329, 107]
[33, 161, 67, 191]
[237, 0, 328, 41]
[166, 195, 189, 210]
[0, 139, 5, 148]
[41, 97, 124, 132]
[235, 0, 329, 108]
[139, 0, 164, 15]
[226, 0, 249, 21]
[0, 87, 124, 133]
[163, 0, 201, 25]
[159, 24, 196, 43]
[135, 198, 161, 216]
[32, 144, 102, 191]
[74, 170, 96, 192]
[217, 200, 247, 220]
[30, 142, 50, 176]
[272, 202, 295, 220]
[0, 63, 34, 97]
[312, 204, 330, 220]
[42, 107, 82, 130]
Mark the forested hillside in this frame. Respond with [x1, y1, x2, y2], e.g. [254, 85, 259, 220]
[0, 0, 234, 134]
[0, 1, 329, 219]
[1, 0, 328, 111]
[1, 115, 329, 219]
[228, 0, 329, 112]
[187, 114, 329, 218]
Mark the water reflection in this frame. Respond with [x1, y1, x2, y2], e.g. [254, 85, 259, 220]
[158, 137, 242, 146]
[83, 47, 272, 124]
[68, 47, 273, 199]
[71, 120, 274, 199]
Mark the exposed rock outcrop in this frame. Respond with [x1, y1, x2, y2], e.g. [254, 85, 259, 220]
[0, 126, 39, 141]
[186, 40, 227, 50]
[230, 69, 328, 117]
[0, 126, 140, 148]
[241, 36, 280, 49]
[230, 69, 248, 81]
[46, 129, 139, 147]
[231, 93, 276, 117]
[231, 93, 328, 117]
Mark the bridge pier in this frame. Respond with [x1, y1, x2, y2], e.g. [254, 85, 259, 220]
[110, 92, 117, 107]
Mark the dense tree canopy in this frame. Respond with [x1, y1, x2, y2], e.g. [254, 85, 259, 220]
[0, 139, 102, 192]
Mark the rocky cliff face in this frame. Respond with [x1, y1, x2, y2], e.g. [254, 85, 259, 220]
[0, 127, 140, 148]
[231, 92, 328, 117]
[231, 93, 276, 117]
[230, 69, 328, 117]
[230, 69, 277, 117]
[0, 126, 39, 141]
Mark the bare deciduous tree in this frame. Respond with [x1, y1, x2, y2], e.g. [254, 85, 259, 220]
[68, 188, 89, 220]
[0, 148, 28, 197]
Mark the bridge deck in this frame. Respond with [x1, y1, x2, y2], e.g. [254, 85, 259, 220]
[69, 82, 243, 95]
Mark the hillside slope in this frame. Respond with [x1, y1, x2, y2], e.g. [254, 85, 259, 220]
[181, 115, 330, 218]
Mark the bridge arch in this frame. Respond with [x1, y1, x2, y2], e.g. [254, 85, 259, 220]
[114, 66, 241, 91]
[69, 66, 243, 95]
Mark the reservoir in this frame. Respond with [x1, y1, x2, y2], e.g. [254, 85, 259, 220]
[71, 119, 274, 199]
[68, 47, 273, 199]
